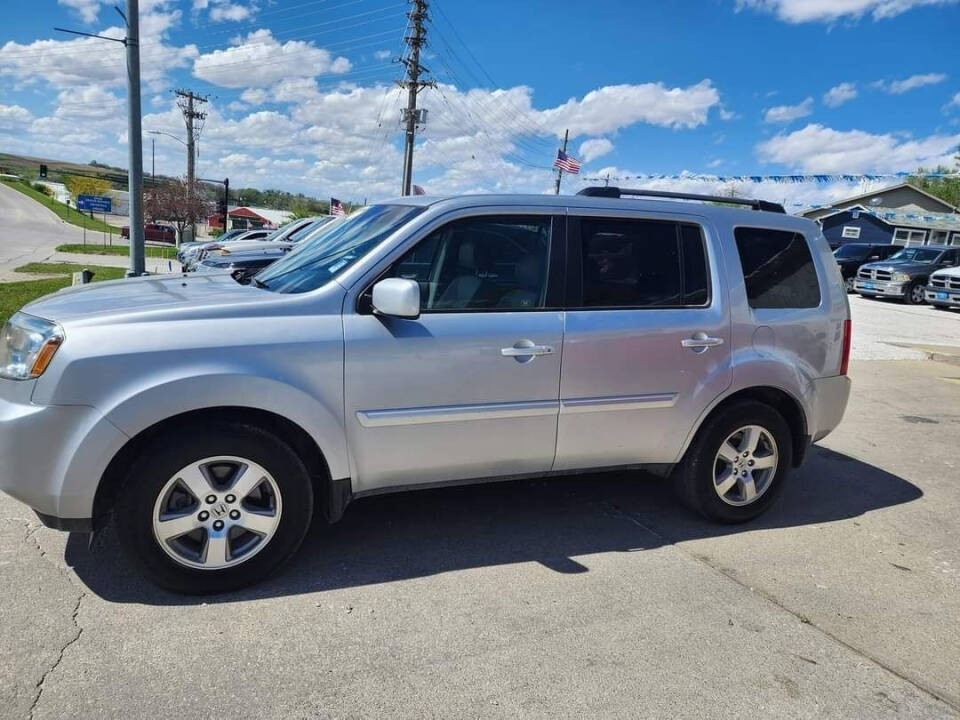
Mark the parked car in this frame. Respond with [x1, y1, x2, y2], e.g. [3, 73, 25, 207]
[175, 229, 249, 264]
[121, 223, 176, 243]
[833, 243, 900, 292]
[854, 245, 960, 304]
[925, 265, 960, 310]
[180, 229, 275, 270]
[206, 217, 332, 261]
[0, 188, 851, 593]
[195, 247, 290, 284]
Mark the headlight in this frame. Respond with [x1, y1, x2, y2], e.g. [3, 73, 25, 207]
[0, 313, 64, 381]
[891, 272, 911, 283]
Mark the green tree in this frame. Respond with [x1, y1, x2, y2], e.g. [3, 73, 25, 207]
[64, 175, 111, 202]
[906, 153, 960, 210]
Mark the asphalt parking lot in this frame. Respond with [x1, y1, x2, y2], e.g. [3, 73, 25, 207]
[2, 294, 959, 719]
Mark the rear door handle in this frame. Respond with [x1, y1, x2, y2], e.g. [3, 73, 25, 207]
[681, 332, 725, 352]
[501, 342, 554, 357]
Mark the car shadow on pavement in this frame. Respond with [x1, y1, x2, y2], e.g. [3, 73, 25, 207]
[65, 446, 922, 605]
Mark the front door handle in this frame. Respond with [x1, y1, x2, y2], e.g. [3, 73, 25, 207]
[501, 341, 554, 358]
[681, 332, 725, 353]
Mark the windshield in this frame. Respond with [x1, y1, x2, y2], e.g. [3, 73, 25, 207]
[889, 248, 942, 263]
[834, 245, 871, 260]
[254, 204, 424, 293]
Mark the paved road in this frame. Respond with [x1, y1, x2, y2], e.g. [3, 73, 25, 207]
[2, 313, 960, 717]
[0, 182, 88, 279]
[850, 293, 960, 360]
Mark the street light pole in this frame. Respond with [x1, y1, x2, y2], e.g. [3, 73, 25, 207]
[125, 0, 145, 277]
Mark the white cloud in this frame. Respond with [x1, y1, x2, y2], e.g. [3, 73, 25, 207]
[57, 0, 103, 23]
[764, 97, 814, 123]
[823, 82, 857, 107]
[240, 88, 268, 105]
[0, 11, 197, 90]
[192, 30, 352, 88]
[578, 138, 614, 163]
[538, 80, 721, 134]
[735, 0, 958, 23]
[209, 3, 254, 22]
[374, 50, 391, 60]
[756, 123, 960, 173]
[0, 104, 32, 129]
[876, 73, 948, 94]
[948, 92, 960, 109]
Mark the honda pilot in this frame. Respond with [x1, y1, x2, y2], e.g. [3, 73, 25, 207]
[0, 188, 852, 593]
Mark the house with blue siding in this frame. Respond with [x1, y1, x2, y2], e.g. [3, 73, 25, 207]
[801, 183, 960, 248]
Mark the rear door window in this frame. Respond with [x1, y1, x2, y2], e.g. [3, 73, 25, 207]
[734, 227, 821, 309]
[575, 218, 709, 308]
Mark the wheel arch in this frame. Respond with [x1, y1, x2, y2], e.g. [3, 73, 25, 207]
[680, 386, 809, 469]
[93, 406, 350, 529]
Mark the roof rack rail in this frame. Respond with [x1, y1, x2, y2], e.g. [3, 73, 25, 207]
[576, 186, 786, 214]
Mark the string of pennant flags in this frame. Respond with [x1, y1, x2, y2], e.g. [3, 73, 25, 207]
[579, 171, 960, 184]
[787, 205, 959, 224]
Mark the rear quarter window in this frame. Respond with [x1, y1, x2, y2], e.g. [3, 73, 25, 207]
[734, 227, 821, 309]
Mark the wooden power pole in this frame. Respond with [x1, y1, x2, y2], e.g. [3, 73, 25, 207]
[553, 128, 569, 195]
[399, 0, 433, 196]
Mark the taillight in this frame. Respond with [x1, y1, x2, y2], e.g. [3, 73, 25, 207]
[840, 318, 852, 376]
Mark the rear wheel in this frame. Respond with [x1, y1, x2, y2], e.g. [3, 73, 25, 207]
[844, 276, 855, 293]
[904, 281, 925, 305]
[673, 401, 793, 523]
[115, 423, 313, 594]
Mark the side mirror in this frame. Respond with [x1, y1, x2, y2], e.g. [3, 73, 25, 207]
[372, 277, 420, 319]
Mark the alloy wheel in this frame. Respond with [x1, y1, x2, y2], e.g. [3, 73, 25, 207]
[151, 456, 282, 570]
[713, 425, 779, 507]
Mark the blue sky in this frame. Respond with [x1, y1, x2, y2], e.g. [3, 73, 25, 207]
[1, 0, 958, 204]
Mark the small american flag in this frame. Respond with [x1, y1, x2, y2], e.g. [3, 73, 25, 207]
[330, 198, 346, 217]
[553, 150, 581, 174]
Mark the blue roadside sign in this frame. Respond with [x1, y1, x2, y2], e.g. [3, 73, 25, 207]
[77, 194, 112, 213]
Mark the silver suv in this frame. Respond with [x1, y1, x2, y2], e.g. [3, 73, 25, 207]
[0, 188, 852, 593]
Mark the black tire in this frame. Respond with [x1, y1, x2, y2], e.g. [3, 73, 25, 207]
[903, 281, 925, 305]
[932, 303, 951, 311]
[114, 422, 313, 594]
[844, 276, 855, 293]
[673, 401, 793, 523]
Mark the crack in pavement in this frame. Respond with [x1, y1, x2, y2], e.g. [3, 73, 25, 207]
[22, 523, 87, 720]
[602, 502, 960, 716]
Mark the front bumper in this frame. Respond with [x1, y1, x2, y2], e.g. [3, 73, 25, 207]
[854, 279, 906, 297]
[924, 286, 960, 307]
[0, 387, 128, 526]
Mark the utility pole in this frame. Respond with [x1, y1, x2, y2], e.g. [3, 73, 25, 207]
[176, 89, 207, 240]
[553, 128, 569, 195]
[125, 0, 144, 276]
[399, 0, 433, 196]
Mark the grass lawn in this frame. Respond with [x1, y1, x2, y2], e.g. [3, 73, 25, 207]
[55, 243, 177, 259]
[1, 179, 124, 233]
[0, 263, 126, 325]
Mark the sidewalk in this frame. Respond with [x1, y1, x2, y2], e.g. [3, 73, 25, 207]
[47, 251, 178, 275]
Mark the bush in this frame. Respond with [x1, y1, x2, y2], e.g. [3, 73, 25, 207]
[209, 228, 224, 237]
[31, 182, 52, 196]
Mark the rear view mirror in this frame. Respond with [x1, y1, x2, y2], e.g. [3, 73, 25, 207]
[372, 278, 420, 319]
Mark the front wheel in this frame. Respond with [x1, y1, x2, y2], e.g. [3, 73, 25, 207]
[844, 276, 855, 293]
[114, 422, 314, 594]
[673, 401, 793, 523]
[904, 281, 926, 305]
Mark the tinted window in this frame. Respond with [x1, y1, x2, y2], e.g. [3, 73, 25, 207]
[579, 218, 708, 308]
[387, 216, 551, 311]
[734, 227, 820, 309]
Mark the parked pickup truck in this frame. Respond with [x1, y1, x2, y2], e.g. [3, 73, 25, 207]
[833, 243, 900, 293]
[121, 223, 176, 243]
[854, 245, 960, 305]
[926, 266, 960, 310]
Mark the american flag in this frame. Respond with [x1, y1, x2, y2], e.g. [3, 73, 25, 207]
[330, 198, 346, 217]
[553, 150, 581, 174]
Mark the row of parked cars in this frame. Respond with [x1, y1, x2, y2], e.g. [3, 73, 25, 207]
[833, 242, 960, 309]
[176, 216, 337, 282]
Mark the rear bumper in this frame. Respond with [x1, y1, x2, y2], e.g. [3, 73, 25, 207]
[810, 375, 851, 443]
[0, 390, 128, 524]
